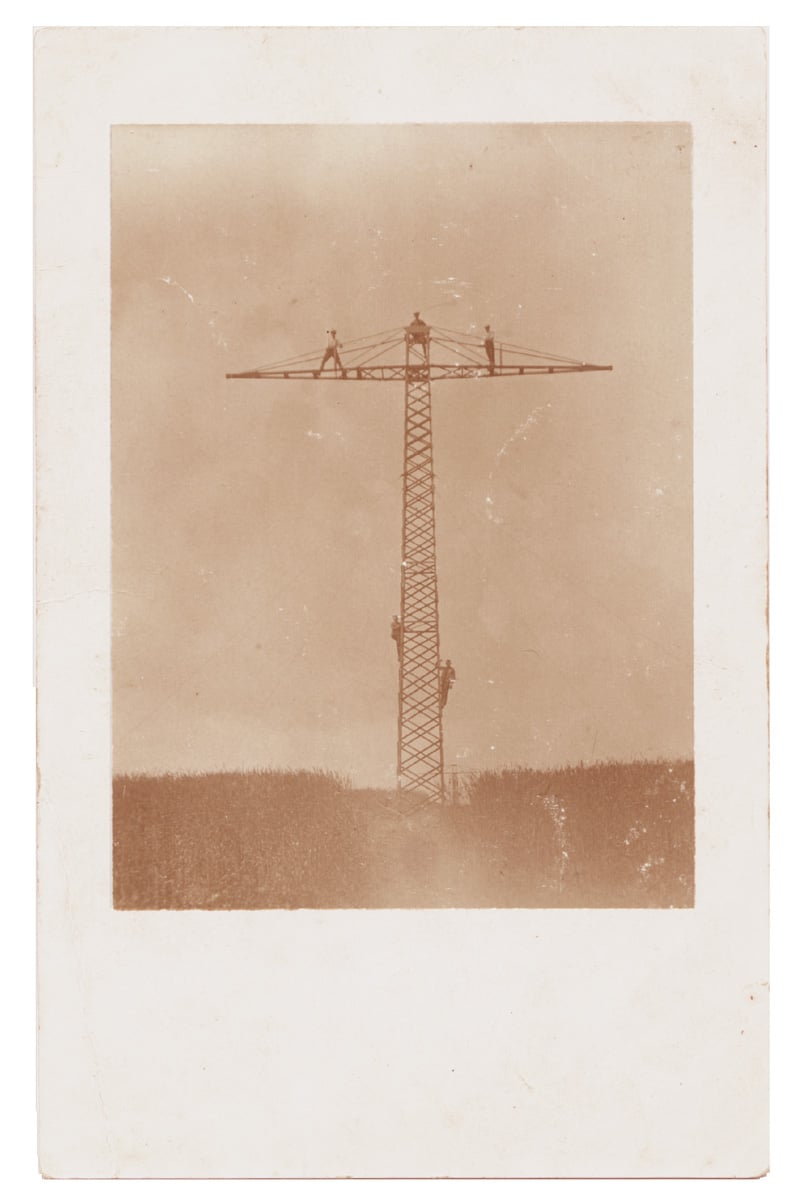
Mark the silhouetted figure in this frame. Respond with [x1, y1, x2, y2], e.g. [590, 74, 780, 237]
[317, 329, 344, 376]
[391, 615, 402, 660]
[439, 658, 456, 707]
[484, 324, 496, 373]
[406, 311, 430, 347]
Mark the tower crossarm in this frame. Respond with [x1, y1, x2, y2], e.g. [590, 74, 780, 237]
[226, 362, 612, 382]
[225, 324, 612, 385]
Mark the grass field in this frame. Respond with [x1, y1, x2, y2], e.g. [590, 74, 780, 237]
[113, 759, 693, 909]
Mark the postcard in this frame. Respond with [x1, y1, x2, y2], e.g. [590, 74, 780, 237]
[36, 26, 768, 1178]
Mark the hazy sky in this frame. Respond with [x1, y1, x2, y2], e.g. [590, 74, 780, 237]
[112, 123, 692, 784]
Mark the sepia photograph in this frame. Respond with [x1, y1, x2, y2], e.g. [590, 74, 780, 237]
[112, 122, 693, 910]
[36, 26, 768, 1179]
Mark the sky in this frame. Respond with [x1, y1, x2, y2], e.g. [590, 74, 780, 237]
[112, 123, 692, 785]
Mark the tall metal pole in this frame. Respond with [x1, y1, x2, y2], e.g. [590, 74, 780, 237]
[227, 322, 611, 806]
[397, 330, 445, 802]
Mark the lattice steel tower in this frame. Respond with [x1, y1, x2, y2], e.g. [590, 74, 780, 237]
[397, 326, 443, 801]
[227, 315, 611, 806]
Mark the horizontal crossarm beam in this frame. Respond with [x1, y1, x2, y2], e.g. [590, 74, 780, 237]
[226, 363, 613, 382]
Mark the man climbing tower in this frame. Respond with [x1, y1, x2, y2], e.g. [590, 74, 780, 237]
[439, 658, 456, 708]
[391, 614, 403, 661]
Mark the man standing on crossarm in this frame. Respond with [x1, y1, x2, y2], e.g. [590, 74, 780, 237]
[483, 324, 496, 373]
[406, 312, 430, 347]
[317, 329, 344, 376]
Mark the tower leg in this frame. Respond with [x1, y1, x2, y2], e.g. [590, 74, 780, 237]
[397, 337, 445, 803]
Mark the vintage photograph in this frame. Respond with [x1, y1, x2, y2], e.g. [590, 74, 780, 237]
[112, 122, 693, 909]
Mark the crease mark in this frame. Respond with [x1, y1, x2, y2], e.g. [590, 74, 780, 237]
[160, 276, 195, 304]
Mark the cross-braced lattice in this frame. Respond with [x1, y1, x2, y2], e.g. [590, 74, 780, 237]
[397, 334, 444, 802]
